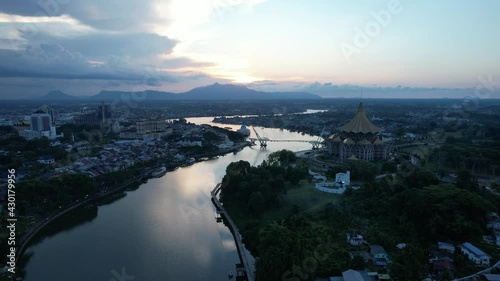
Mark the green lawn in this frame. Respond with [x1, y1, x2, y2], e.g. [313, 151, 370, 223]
[261, 181, 342, 223]
[400, 145, 430, 158]
[227, 180, 342, 229]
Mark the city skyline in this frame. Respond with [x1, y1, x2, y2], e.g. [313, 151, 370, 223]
[0, 0, 499, 99]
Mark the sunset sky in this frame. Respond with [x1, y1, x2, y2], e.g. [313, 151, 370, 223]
[0, 0, 499, 98]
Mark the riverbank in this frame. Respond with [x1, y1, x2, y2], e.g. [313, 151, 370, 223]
[9, 141, 252, 277]
[15, 171, 148, 266]
[210, 184, 255, 281]
[15, 122, 323, 281]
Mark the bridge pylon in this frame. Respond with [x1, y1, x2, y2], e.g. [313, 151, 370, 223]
[251, 127, 268, 147]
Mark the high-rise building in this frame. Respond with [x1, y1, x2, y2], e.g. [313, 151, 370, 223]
[19, 109, 61, 140]
[73, 102, 112, 130]
[119, 119, 172, 140]
[136, 119, 167, 134]
[38, 105, 56, 124]
[30, 110, 52, 131]
[97, 103, 112, 123]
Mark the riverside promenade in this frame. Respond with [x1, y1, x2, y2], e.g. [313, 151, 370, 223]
[211, 183, 255, 281]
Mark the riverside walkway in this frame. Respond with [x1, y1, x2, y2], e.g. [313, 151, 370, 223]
[211, 184, 255, 281]
[16, 169, 151, 262]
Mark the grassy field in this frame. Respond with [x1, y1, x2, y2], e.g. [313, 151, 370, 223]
[400, 145, 430, 158]
[260, 181, 342, 223]
[226, 180, 342, 230]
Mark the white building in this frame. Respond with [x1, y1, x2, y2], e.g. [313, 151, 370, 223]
[19, 109, 62, 140]
[37, 155, 55, 165]
[460, 242, 491, 266]
[19, 127, 59, 140]
[335, 171, 351, 186]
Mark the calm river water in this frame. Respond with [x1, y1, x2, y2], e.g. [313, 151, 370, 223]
[22, 117, 317, 281]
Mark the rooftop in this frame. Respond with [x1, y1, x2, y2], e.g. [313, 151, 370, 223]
[461, 242, 490, 258]
[338, 102, 383, 134]
[342, 270, 372, 281]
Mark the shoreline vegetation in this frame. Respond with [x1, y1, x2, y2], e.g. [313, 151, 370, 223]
[0, 139, 251, 277]
[220, 150, 500, 281]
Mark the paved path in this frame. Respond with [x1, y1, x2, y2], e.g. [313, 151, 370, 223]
[211, 184, 255, 281]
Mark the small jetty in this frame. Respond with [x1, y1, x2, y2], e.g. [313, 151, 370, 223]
[211, 184, 255, 281]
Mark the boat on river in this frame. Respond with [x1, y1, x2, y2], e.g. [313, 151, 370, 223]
[151, 166, 167, 178]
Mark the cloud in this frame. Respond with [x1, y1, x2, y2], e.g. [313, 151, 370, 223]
[21, 30, 177, 60]
[0, 44, 178, 83]
[159, 57, 215, 69]
[0, 0, 171, 32]
[244, 80, 484, 98]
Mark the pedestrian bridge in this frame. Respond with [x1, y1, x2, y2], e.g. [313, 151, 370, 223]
[249, 127, 324, 149]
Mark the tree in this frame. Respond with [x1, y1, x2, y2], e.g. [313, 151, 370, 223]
[456, 170, 478, 191]
[227, 131, 245, 142]
[203, 131, 219, 143]
[350, 254, 366, 270]
[24, 151, 37, 161]
[268, 150, 297, 166]
[248, 192, 264, 215]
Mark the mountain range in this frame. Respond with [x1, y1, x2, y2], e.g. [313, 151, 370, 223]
[37, 83, 321, 100]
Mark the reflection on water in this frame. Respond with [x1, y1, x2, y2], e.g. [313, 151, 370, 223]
[23, 117, 318, 281]
[25, 205, 99, 248]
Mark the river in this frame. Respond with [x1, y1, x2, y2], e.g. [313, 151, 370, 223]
[21, 116, 318, 281]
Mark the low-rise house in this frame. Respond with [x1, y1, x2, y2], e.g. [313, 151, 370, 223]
[438, 242, 455, 253]
[341, 270, 372, 281]
[347, 231, 367, 246]
[460, 242, 491, 266]
[432, 260, 456, 280]
[369, 245, 391, 266]
[37, 155, 55, 165]
[429, 251, 454, 263]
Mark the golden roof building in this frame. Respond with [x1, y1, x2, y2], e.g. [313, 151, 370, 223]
[326, 102, 391, 161]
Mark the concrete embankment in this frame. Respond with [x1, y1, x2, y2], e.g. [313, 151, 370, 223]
[210, 184, 255, 281]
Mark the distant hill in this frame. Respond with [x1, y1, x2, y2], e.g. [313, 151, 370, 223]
[88, 90, 179, 100]
[38, 90, 76, 100]
[182, 83, 321, 100]
[39, 83, 321, 101]
[181, 83, 258, 100]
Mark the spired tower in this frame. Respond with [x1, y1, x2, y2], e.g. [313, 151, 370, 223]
[326, 102, 391, 161]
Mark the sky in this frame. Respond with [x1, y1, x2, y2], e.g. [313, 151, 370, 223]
[0, 0, 499, 99]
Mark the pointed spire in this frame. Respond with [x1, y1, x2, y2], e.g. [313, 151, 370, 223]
[338, 102, 382, 134]
[357, 101, 364, 113]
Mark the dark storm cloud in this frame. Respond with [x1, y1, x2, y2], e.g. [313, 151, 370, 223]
[0, 1, 43, 17]
[0, 46, 178, 82]
[0, 0, 170, 31]
[22, 31, 177, 59]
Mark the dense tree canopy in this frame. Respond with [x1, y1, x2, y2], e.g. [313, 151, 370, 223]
[17, 174, 98, 216]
